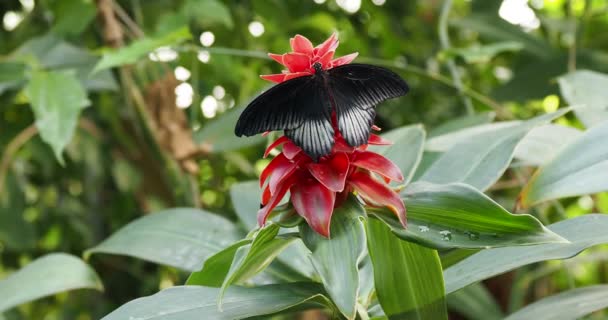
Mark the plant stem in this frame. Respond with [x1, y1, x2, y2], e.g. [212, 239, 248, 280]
[438, 0, 475, 115]
[0, 124, 37, 197]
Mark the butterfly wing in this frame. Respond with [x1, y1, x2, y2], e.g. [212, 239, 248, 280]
[327, 64, 409, 147]
[235, 75, 334, 160]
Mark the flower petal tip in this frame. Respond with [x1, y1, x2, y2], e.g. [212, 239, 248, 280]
[260, 74, 286, 83]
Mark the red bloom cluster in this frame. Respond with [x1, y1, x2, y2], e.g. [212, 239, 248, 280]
[259, 134, 407, 237]
[257, 34, 406, 237]
[260, 33, 358, 83]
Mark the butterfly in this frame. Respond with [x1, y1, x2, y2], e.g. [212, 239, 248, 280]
[235, 62, 409, 161]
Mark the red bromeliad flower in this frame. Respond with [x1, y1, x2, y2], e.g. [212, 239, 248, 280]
[257, 34, 407, 237]
[260, 33, 359, 83]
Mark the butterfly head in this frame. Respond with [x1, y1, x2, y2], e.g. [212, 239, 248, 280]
[313, 62, 323, 74]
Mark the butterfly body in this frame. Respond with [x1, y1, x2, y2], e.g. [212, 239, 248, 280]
[235, 63, 409, 160]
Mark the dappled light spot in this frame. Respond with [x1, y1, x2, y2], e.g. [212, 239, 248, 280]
[248, 21, 265, 37]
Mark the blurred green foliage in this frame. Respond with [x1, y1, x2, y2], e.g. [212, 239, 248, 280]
[1, 0, 608, 319]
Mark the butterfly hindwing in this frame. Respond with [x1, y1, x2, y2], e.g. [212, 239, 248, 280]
[327, 64, 409, 147]
[284, 78, 334, 160]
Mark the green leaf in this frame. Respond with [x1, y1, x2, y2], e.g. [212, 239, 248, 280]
[0, 62, 27, 94]
[558, 70, 608, 128]
[24, 70, 91, 164]
[86, 208, 241, 271]
[13, 35, 118, 91]
[444, 214, 608, 294]
[194, 106, 265, 152]
[93, 27, 192, 72]
[50, 0, 96, 36]
[519, 121, 608, 207]
[440, 249, 479, 270]
[219, 224, 298, 307]
[186, 239, 251, 287]
[441, 41, 523, 64]
[513, 124, 583, 166]
[230, 180, 261, 229]
[428, 112, 496, 138]
[411, 151, 442, 181]
[447, 283, 503, 320]
[371, 182, 565, 250]
[300, 198, 366, 319]
[366, 218, 447, 320]
[182, 0, 233, 29]
[504, 285, 608, 320]
[426, 122, 518, 152]
[357, 256, 375, 307]
[229, 181, 316, 278]
[102, 283, 328, 320]
[367, 124, 425, 185]
[420, 109, 570, 191]
[451, 14, 554, 59]
[0, 253, 102, 312]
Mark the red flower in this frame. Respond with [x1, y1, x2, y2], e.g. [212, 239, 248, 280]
[260, 33, 359, 84]
[259, 133, 406, 237]
[255, 34, 406, 237]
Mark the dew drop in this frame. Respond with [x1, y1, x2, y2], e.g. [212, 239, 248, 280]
[465, 231, 480, 240]
[439, 230, 452, 241]
[418, 225, 430, 233]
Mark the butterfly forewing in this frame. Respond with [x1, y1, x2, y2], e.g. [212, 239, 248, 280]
[327, 64, 409, 148]
[235, 74, 334, 160]
[235, 75, 318, 136]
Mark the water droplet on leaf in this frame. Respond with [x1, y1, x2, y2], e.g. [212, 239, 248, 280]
[439, 230, 452, 241]
[418, 225, 430, 233]
[465, 231, 480, 240]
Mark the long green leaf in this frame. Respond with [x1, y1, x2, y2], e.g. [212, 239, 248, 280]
[93, 27, 191, 72]
[426, 122, 517, 152]
[102, 283, 328, 320]
[505, 285, 608, 320]
[229, 181, 317, 279]
[300, 198, 366, 320]
[558, 70, 608, 128]
[513, 124, 582, 166]
[366, 218, 447, 320]
[24, 70, 91, 164]
[230, 180, 261, 230]
[519, 121, 608, 207]
[219, 224, 298, 307]
[428, 112, 496, 138]
[0, 254, 102, 312]
[186, 239, 251, 287]
[447, 283, 503, 320]
[372, 182, 565, 249]
[13, 35, 118, 91]
[86, 208, 241, 271]
[367, 124, 426, 184]
[420, 109, 570, 191]
[444, 214, 608, 293]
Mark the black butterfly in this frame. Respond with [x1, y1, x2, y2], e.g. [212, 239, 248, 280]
[235, 62, 409, 161]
